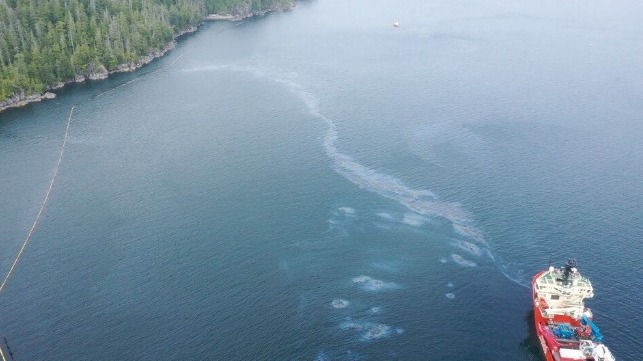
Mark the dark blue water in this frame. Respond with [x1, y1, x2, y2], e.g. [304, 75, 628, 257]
[1, 0, 642, 359]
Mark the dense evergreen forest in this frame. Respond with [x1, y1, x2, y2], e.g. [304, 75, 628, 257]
[0, 0, 293, 104]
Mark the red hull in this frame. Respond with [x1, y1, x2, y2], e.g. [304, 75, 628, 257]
[533, 271, 555, 361]
[532, 271, 584, 361]
[531, 264, 614, 361]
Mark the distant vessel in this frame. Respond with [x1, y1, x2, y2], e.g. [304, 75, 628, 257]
[393, 21, 399, 27]
[532, 260, 616, 361]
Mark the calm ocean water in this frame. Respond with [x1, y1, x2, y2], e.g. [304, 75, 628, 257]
[1, 0, 642, 359]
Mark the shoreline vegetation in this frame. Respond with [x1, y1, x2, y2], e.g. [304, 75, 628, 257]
[0, 25, 197, 113]
[0, 0, 295, 113]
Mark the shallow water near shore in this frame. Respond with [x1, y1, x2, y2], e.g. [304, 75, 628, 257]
[1, 0, 642, 359]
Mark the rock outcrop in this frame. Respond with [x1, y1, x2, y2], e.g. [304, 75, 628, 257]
[0, 92, 57, 111]
[205, 1, 296, 22]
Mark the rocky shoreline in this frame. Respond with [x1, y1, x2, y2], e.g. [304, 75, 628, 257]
[0, 92, 58, 112]
[0, 26, 198, 114]
[205, 2, 295, 22]
[0, 1, 296, 114]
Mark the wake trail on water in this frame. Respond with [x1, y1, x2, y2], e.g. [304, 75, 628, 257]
[182, 63, 529, 288]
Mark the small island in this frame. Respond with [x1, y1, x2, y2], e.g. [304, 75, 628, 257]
[0, 0, 295, 113]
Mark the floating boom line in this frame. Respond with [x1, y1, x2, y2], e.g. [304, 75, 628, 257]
[0, 46, 185, 296]
[0, 106, 76, 296]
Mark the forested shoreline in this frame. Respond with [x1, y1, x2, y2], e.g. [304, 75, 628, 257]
[0, 0, 294, 110]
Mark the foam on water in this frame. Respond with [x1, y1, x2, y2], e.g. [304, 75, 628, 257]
[267, 73, 531, 286]
[402, 213, 428, 227]
[370, 306, 381, 314]
[181, 63, 266, 77]
[185, 62, 470, 224]
[352, 275, 399, 291]
[338, 207, 355, 215]
[266, 72, 470, 224]
[339, 320, 363, 332]
[453, 223, 488, 246]
[332, 299, 350, 309]
[445, 293, 456, 299]
[450, 239, 484, 257]
[182, 64, 234, 73]
[451, 254, 477, 267]
[182, 62, 528, 288]
[340, 320, 396, 341]
[326, 210, 354, 237]
[376, 212, 394, 220]
[330, 157, 469, 223]
[362, 323, 392, 340]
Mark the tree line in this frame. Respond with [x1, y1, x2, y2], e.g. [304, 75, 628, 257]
[0, 0, 293, 102]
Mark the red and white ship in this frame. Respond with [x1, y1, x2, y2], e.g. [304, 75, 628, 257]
[532, 259, 616, 361]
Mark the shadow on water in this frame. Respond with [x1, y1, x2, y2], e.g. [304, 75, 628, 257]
[521, 310, 544, 361]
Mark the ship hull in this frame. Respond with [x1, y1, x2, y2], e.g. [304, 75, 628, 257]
[531, 262, 616, 361]
[532, 271, 555, 361]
